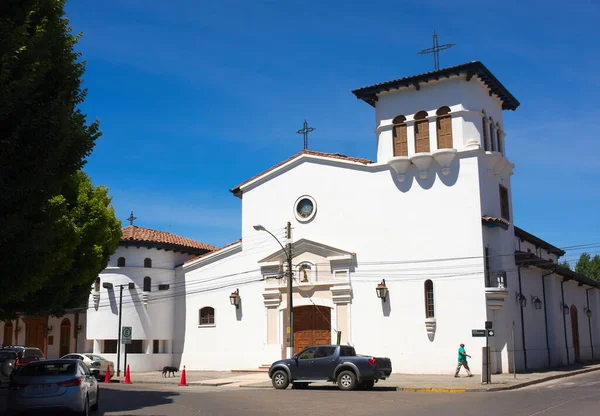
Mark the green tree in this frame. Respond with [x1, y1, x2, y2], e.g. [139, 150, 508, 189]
[0, 0, 101, 305]
[575, 252, 600, 282]
[0, 172, 121, 318]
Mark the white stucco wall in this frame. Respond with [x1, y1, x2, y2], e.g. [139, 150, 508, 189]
[87, 246, 197, 371]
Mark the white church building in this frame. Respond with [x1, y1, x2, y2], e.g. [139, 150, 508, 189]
[84, 61, 600, 374]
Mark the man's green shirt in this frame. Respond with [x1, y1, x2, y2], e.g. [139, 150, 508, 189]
[458, 347, 467, 361]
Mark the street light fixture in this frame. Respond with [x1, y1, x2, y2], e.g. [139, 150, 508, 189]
[516, 293, 527, 308]
[254, 223, 294, 358]
[531, 296, 542, 310]
[376, 279, 389, 301]
[103, 281, 135, 376]
[230, 289, 241, 309]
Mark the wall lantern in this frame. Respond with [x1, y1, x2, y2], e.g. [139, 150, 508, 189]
[230, 289, 241, 309]
[516, 293, 527, 308]
[531, 296, 542, 310]
[561, 302, 569, 315]
[47, 325, 53, 332]
[376, 279, 389, 302]
[76, 325, 83, 332]
[584, 306, 592, 318]
[15, 326, 21, 333]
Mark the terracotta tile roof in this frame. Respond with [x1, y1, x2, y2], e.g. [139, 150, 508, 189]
[352, 61, 520, 111]
[184, 239, 242, 265]
[121, 226, 217, 252]
[481, 215, 510, 230]
[230, 150, 374, 197]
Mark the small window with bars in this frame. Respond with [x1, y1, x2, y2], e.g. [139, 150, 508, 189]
[424, 280, 435, 318]
[199, 307, 215, 326]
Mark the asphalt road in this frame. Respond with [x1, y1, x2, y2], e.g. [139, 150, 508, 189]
[1, 371, 599, 415]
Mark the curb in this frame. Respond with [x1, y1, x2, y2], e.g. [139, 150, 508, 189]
[104, 365, 600, 392]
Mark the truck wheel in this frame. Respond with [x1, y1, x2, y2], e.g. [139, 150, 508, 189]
[271, 370, 289, 390]
[337, 370, 357, 391]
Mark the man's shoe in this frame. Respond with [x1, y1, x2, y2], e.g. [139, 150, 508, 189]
[454, 375, 459, 378]
[468, 374, 474, 377]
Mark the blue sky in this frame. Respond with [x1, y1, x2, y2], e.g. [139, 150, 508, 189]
[67, 0, 599, 262]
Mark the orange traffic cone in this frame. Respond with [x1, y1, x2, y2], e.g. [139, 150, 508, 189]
[123, 364, 132, 384]
[104, 364, 111, 383]
[178, 365, 187, 386]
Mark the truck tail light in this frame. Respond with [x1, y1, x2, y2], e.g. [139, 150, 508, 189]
[368, 357, 376, 366]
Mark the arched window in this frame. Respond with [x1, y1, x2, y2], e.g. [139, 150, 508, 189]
[489, 117, 496, 151]
[117, 257, 126, 267]
[481, 111, 489, 151]
[94, 277, 100, 292]
[414, 111, 430, 153]
[144, 258, 152, 268]
[143, 276, 152, 292]
[392, 115, 408, 157]
[3, 321, 13, 346]
[436, 106, 453, 149]
[298, 264, 312, 283]
[199, 307, 215, 326]
[496, 124, 503, 154]
[424, 280, 435, 318]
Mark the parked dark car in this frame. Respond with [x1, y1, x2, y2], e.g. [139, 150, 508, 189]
[0, 350, 18, 385]
[268, 345, 392, 391]
[1, 346, 44, 372]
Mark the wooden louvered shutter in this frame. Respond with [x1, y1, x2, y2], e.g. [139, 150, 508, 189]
[436, 115, 453, 149]
[393, 124, 408, 156]
[490, 122, 496, 151]
[415, 119, 430, 153]
[482, 118, 489, 151]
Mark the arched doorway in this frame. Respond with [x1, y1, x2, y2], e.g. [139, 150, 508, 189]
[293, 305, 331, 355]
[3, 321, 13, 346]
[60, 318, 71, 357]
[570, 305, 580, 361]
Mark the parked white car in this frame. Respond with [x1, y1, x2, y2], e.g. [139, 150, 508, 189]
[60, 353, 115, 380]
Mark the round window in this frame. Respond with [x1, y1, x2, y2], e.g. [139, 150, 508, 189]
[294, 196, 316, 222]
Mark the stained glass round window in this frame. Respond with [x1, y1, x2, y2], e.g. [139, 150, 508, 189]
[294, 196, 316, 222]
[297, 199, 313, 218]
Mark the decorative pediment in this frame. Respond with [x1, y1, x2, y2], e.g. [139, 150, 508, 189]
[258, 239, 355, 265]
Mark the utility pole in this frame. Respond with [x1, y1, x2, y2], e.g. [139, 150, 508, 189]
[116, 285, 124, 377]
[286, 221, 294, 358]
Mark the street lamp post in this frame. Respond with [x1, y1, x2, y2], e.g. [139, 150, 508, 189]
[254, 223, 294, 358]
[103, 282, 134, 377]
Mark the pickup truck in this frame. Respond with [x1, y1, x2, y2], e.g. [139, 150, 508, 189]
[268, 345, 392, 391]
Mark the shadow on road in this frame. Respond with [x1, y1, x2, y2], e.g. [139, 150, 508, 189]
[96, 387, 179, 415]
[290, 385, 397, 392]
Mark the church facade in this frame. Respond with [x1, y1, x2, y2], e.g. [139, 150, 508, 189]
[82, 61, 599, 374]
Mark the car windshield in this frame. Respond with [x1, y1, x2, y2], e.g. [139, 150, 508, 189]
[19, 362, 76, 377]
[85, 354, 105, 361]
[0, 351, 17, 360]
[24, 349, 43, 358]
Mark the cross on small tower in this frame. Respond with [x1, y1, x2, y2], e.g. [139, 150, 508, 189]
[296, 120, 315, 150]
[127, 211, 137, 226]
[418, 31, 455, 71]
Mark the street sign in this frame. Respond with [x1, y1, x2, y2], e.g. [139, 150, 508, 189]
[472, 329, 486, 337]
[122, 326, 132, 344]
[487, 329, 495, 337]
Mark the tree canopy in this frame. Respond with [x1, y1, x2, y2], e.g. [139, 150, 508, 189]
[575, 253, 600, 282]
[0, 0, 119, 317]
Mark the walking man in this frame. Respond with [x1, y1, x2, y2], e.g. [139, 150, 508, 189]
[455, 343, 473, 377]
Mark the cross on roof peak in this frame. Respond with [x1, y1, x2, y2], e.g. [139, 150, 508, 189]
[296, 120, 315, 150]
[418, 31, 455, 71]
[127, 211, 138, 226]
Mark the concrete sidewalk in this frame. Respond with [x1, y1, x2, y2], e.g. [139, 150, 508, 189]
[111, 362, 600, 392]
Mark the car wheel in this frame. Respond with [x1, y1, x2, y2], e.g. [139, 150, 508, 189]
[78, 395, 90, 416]
[337, 370, 357, 391]
[91, 387, 99, 411]
[271, 370, 289, 390]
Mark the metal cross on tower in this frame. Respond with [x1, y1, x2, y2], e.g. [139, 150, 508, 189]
[127, 211, 137, 226]
[296, 120, 315, 150]
[418, 31, 455, 71]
